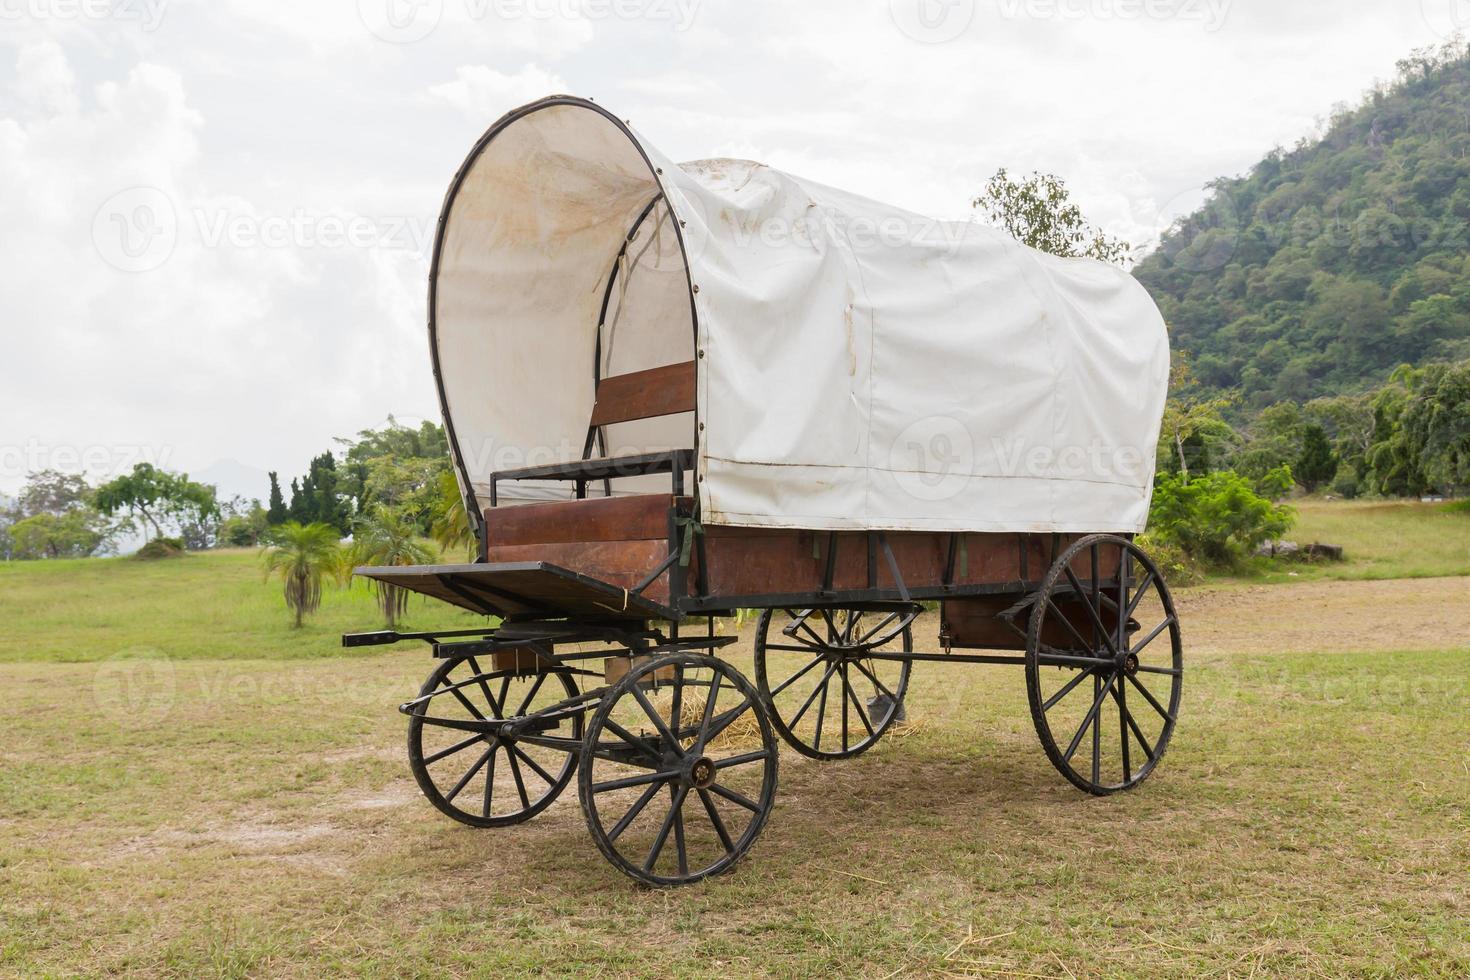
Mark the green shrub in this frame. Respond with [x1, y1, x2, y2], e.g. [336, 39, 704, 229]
[1134, 533, 1205, 587]
[1148, 468, 1296, 568]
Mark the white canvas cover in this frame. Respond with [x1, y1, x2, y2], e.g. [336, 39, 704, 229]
[430, 97, 1169, 534]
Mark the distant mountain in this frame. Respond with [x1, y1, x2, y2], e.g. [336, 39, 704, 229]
[194, 458, 271, 507]
[1134, 40, 1470, 409]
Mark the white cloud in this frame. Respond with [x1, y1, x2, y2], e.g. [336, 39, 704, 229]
[427, 63, 570, 117]
[0, 2, 1457, 495]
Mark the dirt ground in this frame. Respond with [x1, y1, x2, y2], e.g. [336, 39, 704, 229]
[1172, 575, 1470, 656]
[3, 576, 1467, 976]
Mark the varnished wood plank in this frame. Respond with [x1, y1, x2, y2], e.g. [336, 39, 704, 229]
[589, 360, 696, 427]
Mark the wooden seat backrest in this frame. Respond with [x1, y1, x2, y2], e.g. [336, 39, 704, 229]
[589, 360, 696, 428]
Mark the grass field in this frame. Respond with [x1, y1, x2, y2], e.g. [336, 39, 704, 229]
[1241, 499, 1470, 583]
[1, 504, 1467, 977]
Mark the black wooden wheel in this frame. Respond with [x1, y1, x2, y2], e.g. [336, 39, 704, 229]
[1025, 534, 1182, 795]
[407, 657, 581, 828]
[753, 606, 914, 760]
[578, 654, 778, 887]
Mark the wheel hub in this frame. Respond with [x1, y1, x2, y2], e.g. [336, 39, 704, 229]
[1118, 651, 1139, 676]
[687, 756, 717, 789]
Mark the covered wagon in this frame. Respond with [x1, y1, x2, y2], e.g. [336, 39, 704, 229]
[347, 96, 1181, 886]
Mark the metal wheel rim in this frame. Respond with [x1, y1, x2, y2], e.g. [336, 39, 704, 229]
[578, 654, 778, 887]
[407, 657, 581, 828]
[1025, 535, 1183, 795]
[754, 606, 914, 761]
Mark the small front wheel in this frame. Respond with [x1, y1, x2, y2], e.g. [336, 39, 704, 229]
[578, 654, 778, 887]
[407, 656, 581, 827]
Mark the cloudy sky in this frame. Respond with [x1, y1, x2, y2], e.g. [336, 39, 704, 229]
[1, 0, 1459, 500]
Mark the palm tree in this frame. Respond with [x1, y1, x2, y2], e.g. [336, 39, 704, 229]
[261, 521, 344, 628]
[428, 469, 475, 560]
[349, 505, 436, 627]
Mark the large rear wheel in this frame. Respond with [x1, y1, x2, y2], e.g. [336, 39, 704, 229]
[1025, 535, 1182, 795]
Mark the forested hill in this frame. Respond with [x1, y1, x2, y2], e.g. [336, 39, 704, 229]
[1134, 41, 1470, 409]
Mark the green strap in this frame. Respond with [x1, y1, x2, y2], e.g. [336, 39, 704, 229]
[958, 534, 968, 578]
[674, 516, 704, 567]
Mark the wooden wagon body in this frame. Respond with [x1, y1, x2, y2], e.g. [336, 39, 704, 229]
[348, 97, 1182, 886]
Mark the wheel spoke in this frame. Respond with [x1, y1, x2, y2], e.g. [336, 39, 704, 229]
[694, 670, 723, 753]
[767, 654, 826, 698]
[850, 658, 897, 701]
[448, 685, 488, 722]
[497, 672, 512, 717]
[672, 784, 689, 877]
[708, 782, 761, 812]
[669, 663, 683, 743]
[813, 668, 831, 751]
[1036, 649, 1114, 669]
[592, 769, 680, 794]
[1042, 664, 1098, 713]
[514, 671, 547, 717]
[481, 743, 497, 816]
[1091, 672, 1101, 785]
[702, 698, 753, 745]
[423, 732, 484, 766]
[1126, 672, 1176, 722]
[1122, 571, 1156, 624]
[1065, 567, 1120, 656]
[1116, 550, 1130, 653]
[1045, 598, 1096, 654]
[855, 610, 901, 647]
[698, 788, 735, 854]
[1064, 672, 1116, 763]
[1116, 676, 1132, 781]
[1113, 683, 1157, 763]
[1130, 617, 1176, 657]
[630, 684, 683, 755]
[602, 718, 664, 764]
[445, 744, 493, 803]
[1134, 664, 1181, 677]
[507, 746, 531, 808]
[465, 657, 502, 716]
[841, 666, 875, 740]
[607, 780, 663, 843]
[711, 749, 771, 770]
[788, 661, 837, 729]
[839, 663, 850, 751]
[644, 784, 688, 873]
[509, 744, 558, 785]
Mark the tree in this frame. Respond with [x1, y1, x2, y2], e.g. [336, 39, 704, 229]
[1295, 424, 1338, 492]
[973, 168, 1131, 265]
[266, 472, 288, 525]
[1158, 360, 1236, 483]
[261, 521, 344, 628]
[1148, 468, 1296, 567]
[8, 511, 112, 559]
[14, 470, 92, 517]
[348, 506, 437, 627]
[94, 464, 218, 545]
[429, 469, 475, 560]
[3, 469, 119, 559]
[1399, 359, 1470, 491]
